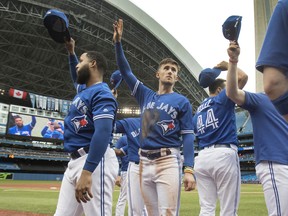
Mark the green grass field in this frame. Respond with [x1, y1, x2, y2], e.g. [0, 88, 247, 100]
[0, 180, 267, 215]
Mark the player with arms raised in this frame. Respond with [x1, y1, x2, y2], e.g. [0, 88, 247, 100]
[226, 41, 288, 216]
[193, 60, 248, 215]
[113, 19, 195, 216]
[54, 38, 118, 216]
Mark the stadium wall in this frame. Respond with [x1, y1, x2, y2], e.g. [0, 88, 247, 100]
[0, 172, 63, 181]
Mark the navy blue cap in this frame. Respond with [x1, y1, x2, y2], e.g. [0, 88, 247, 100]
[222, 15, 242, 41]
[110, 70, 123, 90]
[198, 68, 222, 88]
[43, 9, 71, 43]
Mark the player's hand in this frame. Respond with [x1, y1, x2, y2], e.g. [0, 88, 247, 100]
[227, 41, 240, 61]
[113, 19, 123, 43]
[65, 37, 75, 55]
[214, 61, 228, 71]
[114, 148, 125, 157]
[183, 173, 196, 191]
[115, 176, 121, 187]
[75, 170, 93, 203]
[111, 89, 118, 99]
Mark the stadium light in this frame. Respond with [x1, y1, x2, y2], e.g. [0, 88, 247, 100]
[117, 107, 141, 115]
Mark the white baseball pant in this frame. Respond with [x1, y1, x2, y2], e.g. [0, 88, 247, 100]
[256, 161, 288, 216]
[127, 162, 147, 216]
[139, 148, 182, 216]
[115, 171, 127, 216]
[194, 145, 241, 216]
[54, 146, 118, 216]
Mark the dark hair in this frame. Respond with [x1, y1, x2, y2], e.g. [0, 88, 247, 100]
[13, 115, 22, 120]
[158, 58, 181, 72]
[209, 78, 226, 94]
[86, 51, 107, 75]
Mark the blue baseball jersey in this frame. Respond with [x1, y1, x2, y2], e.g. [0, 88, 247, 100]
[8, 116, 36, 136]
[193, 89, 238, 148]
[115, 135, 129, 172]
[241, 92, 288, 165]
[115, 118, 141, 163]
[115, 43, 194, 150]
[52, 130, 64, 140]
[64, 55, 117, 153]
[64, 82, 117, 152]
[137, 90, 193, 150]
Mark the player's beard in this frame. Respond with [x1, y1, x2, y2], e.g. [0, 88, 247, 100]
[16, 123, 23, 128]
[77, 64, 91, 85]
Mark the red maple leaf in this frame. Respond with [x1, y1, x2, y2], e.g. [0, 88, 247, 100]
[79, 118, 88, 126]
[168, 122, 175, 129]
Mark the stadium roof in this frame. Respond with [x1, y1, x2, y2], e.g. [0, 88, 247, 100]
[0, 0, 207, 112]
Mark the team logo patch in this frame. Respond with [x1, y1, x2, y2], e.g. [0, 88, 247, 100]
[71, 114, 88, 133]
[157, 120, 175, 135]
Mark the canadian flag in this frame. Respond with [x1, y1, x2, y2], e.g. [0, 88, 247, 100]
[9, 88, 28, 100]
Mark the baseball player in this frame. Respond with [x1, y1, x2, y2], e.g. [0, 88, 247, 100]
[8, 114, 36, 136]
[54, 38, 118, 216]
[111, 75, 147, 216]
[193, 60, 248, 215]
[226, 41, 288, 216]
[256, 0, 288, 121]
[114, 135, 129, 216]
[113, 19, 195, 216]
[114, 117, 147, 216]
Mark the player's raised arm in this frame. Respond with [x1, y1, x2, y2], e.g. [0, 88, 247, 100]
[113, 19, 138, 92]
[30, 115, 36, 128]
[226, 41, 247, 106]
[65, 38, 79, 89]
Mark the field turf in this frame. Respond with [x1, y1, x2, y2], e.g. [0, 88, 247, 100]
[0, 180, 267, 215]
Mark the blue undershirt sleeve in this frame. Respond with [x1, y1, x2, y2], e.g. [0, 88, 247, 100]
[182, 133, 195, 167]
[68, 54, 79, 88]
[115, 42, 138, 92]
[83, 118, 113, 172]
[31, 115, 36, 128]
[41, 126, 48, 136]
[121, 145, 128, 155]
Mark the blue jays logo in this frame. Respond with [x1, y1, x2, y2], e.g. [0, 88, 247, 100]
[71, 114, 88, 133]
[157, 120, 175, 135]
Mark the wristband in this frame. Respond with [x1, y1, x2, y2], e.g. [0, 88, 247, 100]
[183, 166, 194, 174]
[229, 59, 238, 64]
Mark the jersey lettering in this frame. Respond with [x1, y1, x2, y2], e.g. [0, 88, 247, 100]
[196, 99, 212, 113]
[197, 115, 205, 134]
[206, 109, 219, 129]
[72, 97, 88, 114]
[197, 108, 219, 134]
[131, 128, 140, 138]
[143, 102, 178, 119]
[144, 101, 155, 110]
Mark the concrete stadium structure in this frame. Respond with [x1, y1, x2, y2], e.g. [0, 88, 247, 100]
[254, 0, 277, 92]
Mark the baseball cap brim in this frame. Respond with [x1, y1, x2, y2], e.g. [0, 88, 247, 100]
[113, 78, 123, 90]
[44, 10, 71, 43]
[222, 15, 242, 41]
[110, 70, 123, 90]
